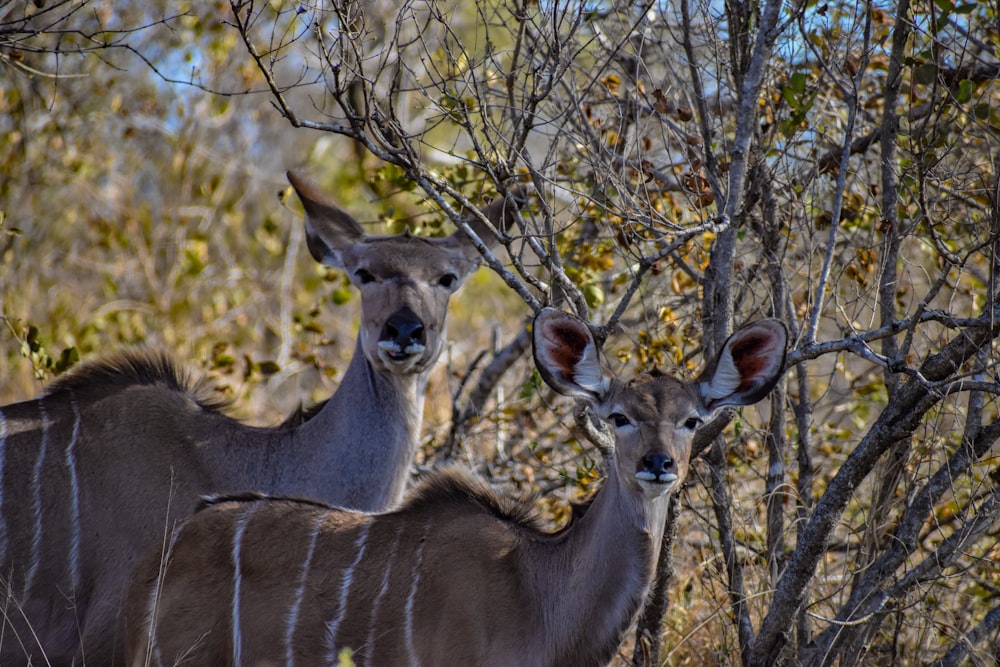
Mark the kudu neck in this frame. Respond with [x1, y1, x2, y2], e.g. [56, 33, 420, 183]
[533, 456, 672, 665]
[282, 338, 427, 511]
[569, 460, 672, 573]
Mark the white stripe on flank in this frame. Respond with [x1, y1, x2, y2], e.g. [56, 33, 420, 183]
[403, 522, 430, 667]
[366, 523, 404, 664]
[324, 522, 371, 664]
[25, 402, 50, 597]
[285, 510, 326, 667]
[232, 502, 260, 667]
[0, 408, 7, 562]
[65, 396, 82, 592]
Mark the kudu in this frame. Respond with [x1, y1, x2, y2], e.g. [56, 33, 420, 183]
[0, 172, 520, 665]
[125, 307, 787, 667]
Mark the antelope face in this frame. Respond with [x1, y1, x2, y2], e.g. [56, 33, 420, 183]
[344, 235, 478, 375]
[598, 373, 701, 497]
[287, 171, 493, 378]
[532, 307, 787, 504]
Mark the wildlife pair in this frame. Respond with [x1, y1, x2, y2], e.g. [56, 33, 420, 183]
[0, 172, 786, 666]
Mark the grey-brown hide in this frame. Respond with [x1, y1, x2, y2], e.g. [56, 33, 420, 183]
[290, 171, 493, 379]
[533, 308, 788, 499]
[125, 308, 787, 667]
[0, 172, 520, 666]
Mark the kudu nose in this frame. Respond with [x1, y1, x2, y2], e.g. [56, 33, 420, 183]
[381, 308, 427, 352]
[639, 453, 676, 482]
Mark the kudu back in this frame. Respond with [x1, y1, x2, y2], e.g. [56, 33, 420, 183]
[0, 172, 520, 665]
[126, 308, 787, 667]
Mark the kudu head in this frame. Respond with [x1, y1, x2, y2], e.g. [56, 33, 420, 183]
[533, 308, 787, 498]
[287, 171, 520, 375]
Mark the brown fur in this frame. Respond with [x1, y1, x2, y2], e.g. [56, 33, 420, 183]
[124, 310, 787, 667]
[45, 348, 229, 412]
[0, 173, 524, 666]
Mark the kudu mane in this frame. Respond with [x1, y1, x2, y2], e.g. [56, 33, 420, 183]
[200, 466, 546, 533]
[44, 348, 230, 414]
[405, 468, 544, 530]
[47, 349, 340, 432]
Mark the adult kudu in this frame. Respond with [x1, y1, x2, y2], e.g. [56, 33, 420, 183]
[126, 308, 787, 667]
[0, 171, 520, 665]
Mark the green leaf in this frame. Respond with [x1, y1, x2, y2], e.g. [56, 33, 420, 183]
[519, 369, 542, 400]
[583, 282, 605, 308]
[913, 62, 937, 85]
[257, 360, 281, 376]
[336, 647, 356, 667]
[956, 79, 975, 104]
[789, 71, 807, 94]
[782, 72, 809, 110]
[331, 286, 353, 305]
[26, 324, 41, 351]
[54, 347, 80, 375]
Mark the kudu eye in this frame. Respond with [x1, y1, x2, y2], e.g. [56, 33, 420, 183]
[609, 412, 632, 429]
[438, 272, 458, 288]
[683, 416, 704, 430]
[355, 268, 376, 284]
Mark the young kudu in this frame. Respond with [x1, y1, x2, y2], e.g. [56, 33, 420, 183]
[0, 172, 519, 665]
[126, 308, 787, 667]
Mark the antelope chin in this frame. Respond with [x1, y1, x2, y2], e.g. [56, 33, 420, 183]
[377, 341, 428, 372]
[635, 471, 678, 496]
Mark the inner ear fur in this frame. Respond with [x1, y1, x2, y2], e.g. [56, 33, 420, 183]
[532, 308, 606, 402]
[699, 319, 787, 410]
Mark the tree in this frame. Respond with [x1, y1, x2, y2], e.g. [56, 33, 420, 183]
[2, 0, 999, 663]
[226, 0, 1000, 663]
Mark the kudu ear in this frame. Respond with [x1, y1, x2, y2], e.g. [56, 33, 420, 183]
[532, 308, 608, 403]
[698, 319, 787, 411]
[287, 170, 365, 268]
[452, 186, 528, 255]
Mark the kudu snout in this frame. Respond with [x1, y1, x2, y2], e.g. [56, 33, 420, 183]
[636, 451, 678, 487]
[640, 453, 675, 478]
[379, 307, 427, 358]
